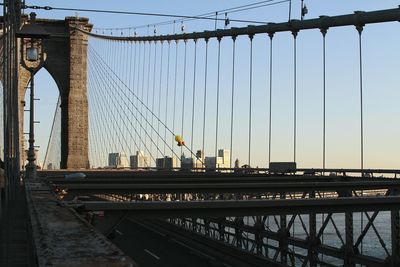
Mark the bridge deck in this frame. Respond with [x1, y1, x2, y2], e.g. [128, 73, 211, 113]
[25, 179, 135, 267]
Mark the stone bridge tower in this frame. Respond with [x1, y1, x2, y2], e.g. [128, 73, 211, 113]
[17, 16, 92, 169]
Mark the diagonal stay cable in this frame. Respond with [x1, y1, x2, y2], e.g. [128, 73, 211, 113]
[90, 42, 201, 161]
[43, 95, 60, 168]
[87, 72, 105, 167]
[88, 74, 112, 167]
[88, 53, 120, 160]
[89, 45, 181, 163]
[89, 48, 155, 166]
[90, 41, 200, 160]
[88, 49, 124, 167]
[88, 51, 133, 164]
[90, 45, 178, 163]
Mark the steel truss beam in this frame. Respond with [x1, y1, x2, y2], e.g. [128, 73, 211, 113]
[56, 180, 400, 195]
[76, 197, 400, 218]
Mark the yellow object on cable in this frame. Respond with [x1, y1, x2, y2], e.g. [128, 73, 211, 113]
[175, 135, 185, 147]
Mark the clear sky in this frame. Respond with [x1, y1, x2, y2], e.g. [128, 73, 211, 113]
[20, 0, 400, 169]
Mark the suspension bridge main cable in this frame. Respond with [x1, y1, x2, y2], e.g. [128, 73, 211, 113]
[22, 3, 270, 26]
[92, 0, 290, 33]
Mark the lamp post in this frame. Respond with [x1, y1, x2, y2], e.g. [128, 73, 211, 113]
[16, 12, 49, 179]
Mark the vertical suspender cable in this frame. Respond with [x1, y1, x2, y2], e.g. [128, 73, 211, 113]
[164, 41, 172, 158]
[202, 39, 209, 166]
[172, 41, 179, 157]
[321, 28, 327, 173]
[292, 30, 298, 163]
[229, 37, 237, 169]
[140, 41, 147, 156]
[181, 40, 188, 157]
[268, 33, 274, 168]
[131, 41, 137, 155]
[135, 42, 142, 155]
[215, 38, 222, 161]
[356, 23, 365, 254]
[190, 40, 198, 158]
[357, 25, 364, 175]
[320, 27, 328, 259]
[128, 41, 133, 154]
[248, 34, 254, 167]
[144, 41, 152, 166]
[157, 42, 164, 159]
[150, 41, 158, 160]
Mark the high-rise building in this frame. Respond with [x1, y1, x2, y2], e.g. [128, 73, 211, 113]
[130, 151, 150, 168]
[108, 152, 129, 168]
[156, 156, 178, 170]
[181, 154, 193, 170]
[205, 149, 230, 170]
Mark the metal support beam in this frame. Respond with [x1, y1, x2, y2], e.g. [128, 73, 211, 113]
[344, 211, 355, 267]
[55, 180, 400, 195]
[391, 209, 400, 266]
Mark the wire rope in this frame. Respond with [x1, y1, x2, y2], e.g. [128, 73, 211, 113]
[292, 30, 298, 162]
[248, 35, 254, 166]
[215, 38, 222, 162]
[181, 40, 188, 157]
[190, 40, 198, 158]
[229, 37, 237, 169]
[202, 39, 209, 166]
[172, 41, 179, 157]
[268, 32, 274, 167]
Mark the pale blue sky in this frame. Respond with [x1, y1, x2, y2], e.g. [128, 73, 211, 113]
[22, 1, 400, 169]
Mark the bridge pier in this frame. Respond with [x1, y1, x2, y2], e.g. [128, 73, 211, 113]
[17, 16, 92, 169]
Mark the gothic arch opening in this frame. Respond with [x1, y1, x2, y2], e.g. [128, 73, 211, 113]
[22, 68, 60, 169]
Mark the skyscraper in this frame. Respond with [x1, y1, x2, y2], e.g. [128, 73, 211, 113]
[108, 152, 129, 168]
[130, 151, 150, 168]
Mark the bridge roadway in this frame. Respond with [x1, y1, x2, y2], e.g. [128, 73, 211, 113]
[112, 218, 281, 267]
[33, 170, 400, 266]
